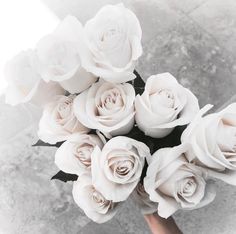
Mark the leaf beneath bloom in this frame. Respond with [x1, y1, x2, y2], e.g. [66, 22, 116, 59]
[51, 170, 78, 183]
[32, 139, 64, 148]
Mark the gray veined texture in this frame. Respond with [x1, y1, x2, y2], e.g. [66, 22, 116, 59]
[1, 0, 236, 233]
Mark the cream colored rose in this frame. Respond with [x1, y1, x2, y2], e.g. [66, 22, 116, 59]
[182, 103, 236, 185]
[135, 73, 199, 138]
[83, 3, 142, 83]
[38, 95, 88, 144]
[36, 16, 97, 94]
[73, 81, 135, 137]
[55, 133, 103, 176]
[144, 144, 216, 218]
[4, 49, 65, 106]
[91, 136, 150, 202]
[72, 174, 120, 223]
[131, 183, 158, 215]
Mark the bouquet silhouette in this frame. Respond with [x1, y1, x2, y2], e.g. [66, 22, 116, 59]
[4, 3, 236, 224]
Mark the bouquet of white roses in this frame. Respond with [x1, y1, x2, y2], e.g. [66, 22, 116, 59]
[4, 3, 236, 224]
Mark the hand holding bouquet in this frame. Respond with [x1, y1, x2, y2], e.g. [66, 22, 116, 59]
[4, 3, 236, 230]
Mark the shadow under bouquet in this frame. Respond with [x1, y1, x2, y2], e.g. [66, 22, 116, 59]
[4, 3, 236, 225]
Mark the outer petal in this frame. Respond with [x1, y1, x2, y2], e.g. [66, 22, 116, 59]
[5, 81, 40, 106]
[153, 88, 199, 129]
[135, 95, 174, 137]
[181, 104, 213, 144]
[30, 80, 65, 107]
[59, 67, 97, 94]
[36, 34, 80, 82]
[203, 167, 236, 186]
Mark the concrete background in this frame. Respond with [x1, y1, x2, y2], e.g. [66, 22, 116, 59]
[1, 0, 236, 233]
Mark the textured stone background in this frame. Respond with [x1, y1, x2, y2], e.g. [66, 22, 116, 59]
[1, 0, 236, 233]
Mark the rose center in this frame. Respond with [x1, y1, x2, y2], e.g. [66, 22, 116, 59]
[92, 188, 111, 208]
[150, 89, 175, 113]
[98, 88, 124, 116]
[57, 99, 72, 119]
[101, 28, 118, 42]
[74, 143, 93, 167]
[178, 177, 196, 197]
[114, 160, 133, 177]
[92, 190, 105, 203]
[98, 23, 124, 50]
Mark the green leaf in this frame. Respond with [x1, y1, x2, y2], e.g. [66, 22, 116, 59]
[32, 140, 64, 148]
[134, 70, 145, 87]
[125, 125, 186, 155]
[51, 171, 78, 183]
[133, 70, 145, 95]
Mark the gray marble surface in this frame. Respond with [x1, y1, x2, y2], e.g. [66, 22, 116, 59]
[1, 0, 236, 233]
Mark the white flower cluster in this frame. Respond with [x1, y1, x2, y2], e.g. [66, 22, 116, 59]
[4, 3, 236, 223]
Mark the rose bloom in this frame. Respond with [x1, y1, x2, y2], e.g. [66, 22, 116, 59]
[144, 144, 216, 218]
[83, 3, 142, 83]
[36, 16, 97, 94]
[55, 133, 103, 176]
[135, 73, 199, 138]
[73, 81, 135, 137]
[4, 49, 65, 106]
[91, 136, 150, 202]
[73, 173, 120, 223]
[181, 103, 236, 186]
[38, 95, 88, 144]
[131, 182, 158, 215]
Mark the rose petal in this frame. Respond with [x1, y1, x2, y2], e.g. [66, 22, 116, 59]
[55, 133, 103, 176]
[59, 67, 97, 94]
[72, 174, 119, 223]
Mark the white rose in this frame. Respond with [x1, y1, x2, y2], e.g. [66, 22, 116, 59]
[4, 49, 65, 106]
[55, 133, 103, 176]
[38, 95, 89, 144]
[73, 81, 135, 137]
[144, 144, 216, 218]
[91, 136, 150, 202]
[36, 15, 97, 94]
[83, 3, 142, 83]
[135, 73, 199, 138]
[181, 103, 236, 185]
[131, 182, 158, 215]
[72, 173, 120, 223]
